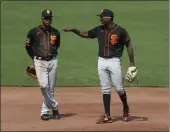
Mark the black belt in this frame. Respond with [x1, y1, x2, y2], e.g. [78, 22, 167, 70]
[99, 56, 119, 59]
[34, 56, 55, 61]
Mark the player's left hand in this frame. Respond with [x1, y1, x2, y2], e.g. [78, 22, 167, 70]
[125, 66, 137, 82]
[26, 65, 37, 79]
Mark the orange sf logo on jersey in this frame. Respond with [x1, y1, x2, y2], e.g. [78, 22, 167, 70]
[110, 34, 118, 45]
[50, 35, 56, 45]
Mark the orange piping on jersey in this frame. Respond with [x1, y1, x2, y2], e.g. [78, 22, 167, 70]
[104, 30, 108, 56]
[37, 27, 47, 57]
[47, 32, 50, 56]
[107, 25, 119, 56]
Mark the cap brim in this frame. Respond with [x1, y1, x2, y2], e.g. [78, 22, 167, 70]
[96, 15, 112, 19]
[42, 15, 54, 18]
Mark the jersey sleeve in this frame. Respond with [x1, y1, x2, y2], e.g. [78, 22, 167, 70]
[87, 26, 98, 39]
[25, 29, 34, 59]
[56, 32, 60, 49]
[122, 28, 131, 46]
[25, 29, 34, 46]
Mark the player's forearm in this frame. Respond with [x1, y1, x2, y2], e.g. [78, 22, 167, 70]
[126, 43, 135, 66]
[72, 29, 89, 38]
[25, 45, 34, 59]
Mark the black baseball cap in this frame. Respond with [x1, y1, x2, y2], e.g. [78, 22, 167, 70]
[97, 9, 114, 19]
[42, 9, 53, 18]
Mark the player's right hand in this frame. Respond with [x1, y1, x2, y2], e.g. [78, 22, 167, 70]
[125, 66, 137, 82]
[63, 28, 73, 32]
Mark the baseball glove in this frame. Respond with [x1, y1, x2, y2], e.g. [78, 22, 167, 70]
[26, 65, 37, 79]
[125, 66, 137, 82]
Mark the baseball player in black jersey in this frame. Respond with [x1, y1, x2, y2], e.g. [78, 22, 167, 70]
[63, 9, 137, 123]
[25, 9, 60, 121]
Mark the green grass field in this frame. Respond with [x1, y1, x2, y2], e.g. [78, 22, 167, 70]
[1, 1, 168, 87]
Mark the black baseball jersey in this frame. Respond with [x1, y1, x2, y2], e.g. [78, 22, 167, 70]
[25, 25, 60, 59]
[87, 24, 130, 58]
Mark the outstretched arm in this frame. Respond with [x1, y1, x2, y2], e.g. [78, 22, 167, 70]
[125, 41, 135, 66]
[63, 27, 98, 39]
[63, 28, 88, 38]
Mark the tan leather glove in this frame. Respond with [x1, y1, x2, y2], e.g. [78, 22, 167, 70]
[125, 66, 137, 82]
[26, 65, 37, 79]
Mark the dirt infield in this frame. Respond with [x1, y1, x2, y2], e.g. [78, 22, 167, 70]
[1, 87, 169, 131]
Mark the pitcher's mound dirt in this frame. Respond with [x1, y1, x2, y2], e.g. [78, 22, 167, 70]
[1, 87, 169, 131]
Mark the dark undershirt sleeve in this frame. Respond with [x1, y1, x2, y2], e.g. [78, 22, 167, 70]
[25, 29, 34, 59]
